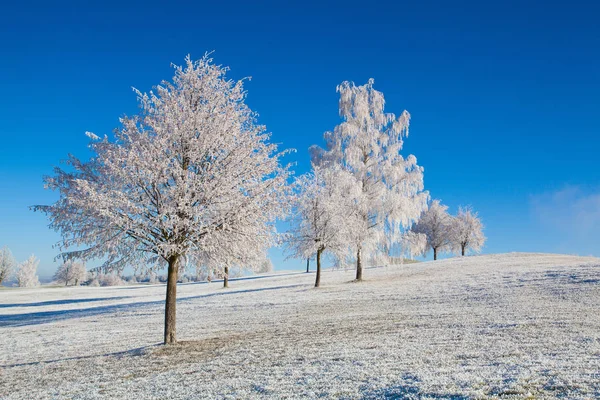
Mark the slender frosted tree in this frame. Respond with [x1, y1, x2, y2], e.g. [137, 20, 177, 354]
[35, 55, 291, 344]
[411, 199, 453, 260]
[16, 255, 40, 288]
[451, 206, 486, 256]
[286, 165, 359, 287]
[0, 246, 16, 285]
[311, 79, 428, 280]
[54, 260, 87, 286]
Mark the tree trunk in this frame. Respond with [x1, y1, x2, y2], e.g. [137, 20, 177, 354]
[306, 258, 310, 273]
[462, 245, 465, 256]
[164, 255, 179, 345]
[315, 249, 322, 287]
[223, 266, 229, 288]
[355, 247, 363, 281]
[433, 247, 437, 260]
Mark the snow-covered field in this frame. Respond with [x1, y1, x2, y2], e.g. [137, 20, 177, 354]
[1, 253, 599, 399]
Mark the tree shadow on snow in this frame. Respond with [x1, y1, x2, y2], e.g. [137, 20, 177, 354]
[358, 374, 468, 400]
[0, 284, 305, 328]
[0, 296, 132, 309]
[2, 344, 159, 368]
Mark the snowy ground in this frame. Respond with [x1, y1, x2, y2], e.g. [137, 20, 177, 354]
[1, 253, 599, 399]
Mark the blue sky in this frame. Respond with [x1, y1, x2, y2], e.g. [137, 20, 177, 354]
[0, 0, 598, 278]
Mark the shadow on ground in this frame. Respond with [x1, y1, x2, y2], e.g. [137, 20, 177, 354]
[358, 374, 468, 400]
[0, 284, 305, 328]
[2, 344, 159, 368]
[0, 296, 131, 309]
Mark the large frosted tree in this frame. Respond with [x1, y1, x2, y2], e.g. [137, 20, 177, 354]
[451, 206, 486, 256]
[311, 79, 428, 280]
[0, 246, 16, 285]
[411, 199, 453, 260]
[36, 55, 291, 344]
[286, 165, 358, 287]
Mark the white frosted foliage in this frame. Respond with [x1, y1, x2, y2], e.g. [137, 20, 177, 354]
[37, 54, 291, 276]
[54, 260, 87, 286]
[286, 165, 359, 262]
[0, 246, 16, 284]
[16, 254, 40, 288]
[311, 79, 429, 272]
[451, 206, 486, 256]
[411, 199, 453, 259]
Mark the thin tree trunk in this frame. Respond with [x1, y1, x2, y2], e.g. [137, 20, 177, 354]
[462, 245, 465, 256]
[315, 249, 322, 287]
[306, 258, 310, 273]
[355, 247, 363, 281]
[434, 247, 437, 260]
[164, 255, 179, 345]
[223, 266, 229, 288]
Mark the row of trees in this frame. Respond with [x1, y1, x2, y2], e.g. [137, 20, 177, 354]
[0, 248, 86, 287]
[35, 55, 485, 344]
[1, 247, 274, 288]
[412, 201, 485, 260]
[0, 247, 41, 287]
[285, 80, 486, 287]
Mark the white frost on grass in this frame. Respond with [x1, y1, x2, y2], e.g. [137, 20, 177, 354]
[1, 253, 599, 399]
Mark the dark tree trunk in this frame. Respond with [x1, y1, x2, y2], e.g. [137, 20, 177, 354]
[355, 247, 363, 281]
[164, 255, 179, 345]
[433, 247, 438, 260]
[315, 248, 322, 287]
[462, 245, 465, 256]
[306, 258, 310, 273]
[223, 266, 229, 288]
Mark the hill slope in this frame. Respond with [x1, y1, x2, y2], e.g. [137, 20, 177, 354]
[1, 253, 599, 399]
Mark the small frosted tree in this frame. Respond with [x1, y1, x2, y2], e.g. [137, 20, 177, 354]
[451, 206, 486, 256]
[311, 79, 429, 280]
[54, 260, 87, 286]
[411, 200, 453, 260]
[0, 246, 16, 285]
[286, 165, 359, 287]
[257, 259, 274, 274]
[35, 55, 290, 344]
[16, 255, 40, 287]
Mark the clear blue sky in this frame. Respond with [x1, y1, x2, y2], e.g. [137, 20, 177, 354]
[1, 0, 598, 278]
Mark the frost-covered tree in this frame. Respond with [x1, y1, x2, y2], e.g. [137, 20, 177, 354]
[286, 165, 359, 287]
[54, 260, 87, 286]
[0, 246, 16, 285]
[257, 259, 274, 274]
[411, 200, 453, 260]
[89, 273, 125, 287]
[451, 206, 486, 256]
[311, 79, 429, 280]
[35, 55, 291, 344]
[16, 255, 40, 288]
